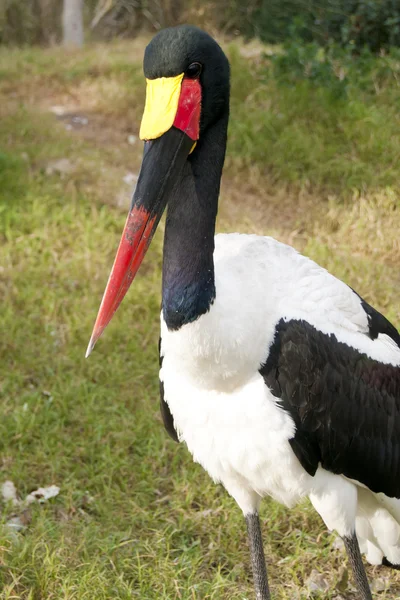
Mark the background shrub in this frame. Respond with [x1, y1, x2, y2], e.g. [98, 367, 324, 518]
[1, 0, 400, 54]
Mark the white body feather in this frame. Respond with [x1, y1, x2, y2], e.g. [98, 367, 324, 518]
[160, 234, 400, 563]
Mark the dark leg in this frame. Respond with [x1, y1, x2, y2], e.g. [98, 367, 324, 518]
[343, 532, 372, 600]
[245, 513, 271, 600]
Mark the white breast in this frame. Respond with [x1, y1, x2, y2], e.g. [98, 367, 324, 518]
[159, 233, 400, 513]
[160, 362, 313, 512]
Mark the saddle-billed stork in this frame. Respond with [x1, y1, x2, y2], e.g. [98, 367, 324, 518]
[86, 25, 400, 600]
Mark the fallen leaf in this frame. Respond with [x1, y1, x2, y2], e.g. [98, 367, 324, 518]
[45, 158, 75, 176]
[371, 577, 390, 593]
[49, 105, 67, 116]
[332, 536, 345, 552]
[25, 485, 60, 505]
[71, 116, 88, 126]
[305, 569, 329, 594]
[2, 481, 20, 506]
[123, 172, 138, 186]
[6, 516, 25, 531]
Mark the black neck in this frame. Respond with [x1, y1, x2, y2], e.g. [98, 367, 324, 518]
[162, 116, 228, 330]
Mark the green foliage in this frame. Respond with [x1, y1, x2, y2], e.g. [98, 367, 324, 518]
[227, 43, 400, 193]
[2, 0, 400, 53]
[252, 0, 400, 53]
[99, 0, 400, 53]
[251, 1, 314, 44]
[0, 0, 38, 45]
[0, 0, 63, 45]
[270, 39, 348, 98]
[269, 34, 400, 99]
[339, 0, 400, 52]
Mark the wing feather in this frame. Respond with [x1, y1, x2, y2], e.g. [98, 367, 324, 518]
[260, 317, 400, 498]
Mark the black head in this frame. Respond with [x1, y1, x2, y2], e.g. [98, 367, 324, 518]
[144, 25, 230, 131]
[86, 27, 229, 354]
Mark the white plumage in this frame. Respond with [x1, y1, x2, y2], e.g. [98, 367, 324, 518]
[160, 233, 400, 562]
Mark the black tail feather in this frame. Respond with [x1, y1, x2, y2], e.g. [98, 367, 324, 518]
[382, 557, 400, 570]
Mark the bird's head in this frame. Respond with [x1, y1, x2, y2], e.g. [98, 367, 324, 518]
[86, 26, 230, 356]
[142, 25, 230, 136]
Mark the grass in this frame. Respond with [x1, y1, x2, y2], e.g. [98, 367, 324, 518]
[0, 36, 399, 599]
[227, 45, 400, 193]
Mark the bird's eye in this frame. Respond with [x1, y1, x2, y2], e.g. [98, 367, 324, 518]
[186, 62, 202, 78]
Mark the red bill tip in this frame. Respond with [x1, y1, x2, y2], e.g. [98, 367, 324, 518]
[86, 205, 157, 356]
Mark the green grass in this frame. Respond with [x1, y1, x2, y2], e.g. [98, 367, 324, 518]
[227, 45, 400, 193]
[0, 37, 399, 599]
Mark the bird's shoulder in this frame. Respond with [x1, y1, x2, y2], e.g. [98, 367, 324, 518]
[214, 233, 399, 360]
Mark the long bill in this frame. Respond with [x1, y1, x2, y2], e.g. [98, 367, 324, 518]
[86, 128, 195, 357]
[86, 74, 201, 357]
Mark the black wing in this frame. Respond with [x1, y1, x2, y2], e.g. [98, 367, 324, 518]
[353, 290, 400, 346]
[260, 318, 400, 498]
[159, 338, 179, 442]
